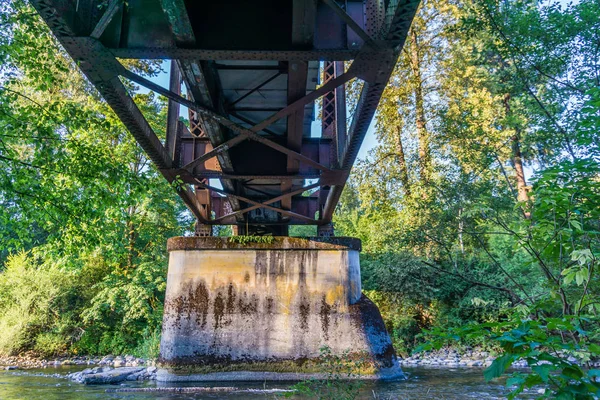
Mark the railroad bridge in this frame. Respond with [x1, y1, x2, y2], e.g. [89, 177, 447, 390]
[32, 0, 420, 381]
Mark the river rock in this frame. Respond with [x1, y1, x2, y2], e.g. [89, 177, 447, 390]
[99, 356, 113, 365]
[85, 367, 146, 384]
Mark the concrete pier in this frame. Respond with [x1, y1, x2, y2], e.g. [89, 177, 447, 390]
[157, 237, 402, 381]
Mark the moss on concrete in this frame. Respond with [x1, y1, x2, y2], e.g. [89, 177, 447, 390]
[167, 236, 361, 252]
[157, 353, 381, 376]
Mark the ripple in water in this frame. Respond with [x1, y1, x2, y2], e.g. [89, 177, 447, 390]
[0, 366, 539, 399]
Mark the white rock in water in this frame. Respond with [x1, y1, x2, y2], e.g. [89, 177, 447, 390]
[80, 367, 146, 384]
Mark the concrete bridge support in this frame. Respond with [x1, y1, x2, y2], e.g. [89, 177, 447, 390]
[157, 237, 402, 381]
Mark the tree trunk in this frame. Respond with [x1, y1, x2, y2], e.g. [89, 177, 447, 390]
[503, 93, 530, 215]
[458, 207, 465, 255]
[396, 125, 411, 196]
[409, 29, 432, 186]
[126, 205, 136, 270]
[511, 136, 529, 204]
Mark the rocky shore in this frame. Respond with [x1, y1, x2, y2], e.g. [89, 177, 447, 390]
[68, 365, 157, 383]
[0, 354, 158, 383]
[3, 349, 598, 385]
[400, 348, 600, 369]
[0, 354, 151, 370]
[400, 349, 513, 368]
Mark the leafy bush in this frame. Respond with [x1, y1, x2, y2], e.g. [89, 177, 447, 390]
[133, 327, 162, 360]
[419, 312, 600, 399]
[0, 251, 77, 355]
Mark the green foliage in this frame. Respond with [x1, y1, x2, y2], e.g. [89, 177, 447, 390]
[132, 327, 162, 360]
[229, 235, 275, 245]
[77, 259, 167, 355]
[289, 225, 317, 237]
[418, 312, 600, 399]
[331, 2, 600, 398]
[0, 251, 77, 355]
[0, 0, 188, 357]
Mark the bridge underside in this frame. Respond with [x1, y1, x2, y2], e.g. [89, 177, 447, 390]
[31, 0, 419, 236]
[31, 0, 421, 379]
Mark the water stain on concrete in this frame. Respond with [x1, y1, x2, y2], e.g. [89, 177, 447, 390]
[213, 292, 225, 330]
[299, 298, 310, 331]
[226, 283, 236, 314]
[320, 295, 332, 340]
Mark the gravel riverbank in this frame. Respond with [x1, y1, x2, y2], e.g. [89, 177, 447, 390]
[400, 348, 600, 369]
[3, 349, 598, 384]
[0, 354, 152, 370]
[400, 349, 512, 368]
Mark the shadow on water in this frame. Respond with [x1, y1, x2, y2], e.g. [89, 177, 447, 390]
[0, 366, 539, 399]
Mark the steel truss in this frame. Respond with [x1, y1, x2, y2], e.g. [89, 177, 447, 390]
[30, 0, 420, 235]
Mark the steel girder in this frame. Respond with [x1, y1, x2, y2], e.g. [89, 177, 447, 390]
[29, 0, 420, 235]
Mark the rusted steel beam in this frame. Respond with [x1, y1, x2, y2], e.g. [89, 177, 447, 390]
[181, 134, 249, 172]
[122, 69, 334, 172]
[321, 82, 387, 222]
[159, 0, 195, 45]
[108, 48, 358, 61]
[334, 61, 347, 165]
[228, 112, 282, 137]
[165, 60, 181, 164]
[250, 69, 357, 135]
[321, 61, 337, 140]
[321, 0, 378, 48]
[176, 60, 242, 214]
[156, 0, 241, 221]
[195, 181, 319, 224]
[283, 60, 308, 211]
[226, 72, 282, 108]
[212, 182, 321, 224]
[191, 172, 321, 180]
[90, 0, 121, 39]
[383, 0, 421, 48]
[174, 184, 211, 224]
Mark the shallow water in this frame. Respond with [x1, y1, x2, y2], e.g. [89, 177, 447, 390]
[0, 366, 537, 399]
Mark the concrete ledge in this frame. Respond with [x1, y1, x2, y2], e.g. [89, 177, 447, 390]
[156, 367, 404, 382]
[167, 236, 362, 252]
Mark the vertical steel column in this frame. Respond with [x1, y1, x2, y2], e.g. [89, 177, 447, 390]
[165, 60, 181, 164]
[321, 61, 337, 141]
[318, 61, 340, 237]
[334, 61, 347, 166]
[189, 109, 213, 236]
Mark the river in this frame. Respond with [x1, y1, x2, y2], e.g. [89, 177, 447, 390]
[0, 366, 538, 399]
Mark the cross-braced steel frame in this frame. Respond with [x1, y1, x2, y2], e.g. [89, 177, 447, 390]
[30, 0, 420, 236]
